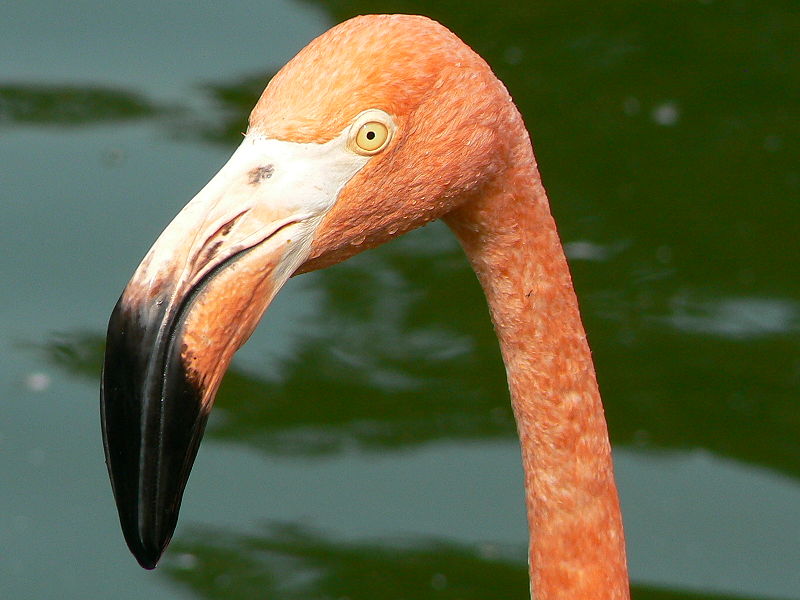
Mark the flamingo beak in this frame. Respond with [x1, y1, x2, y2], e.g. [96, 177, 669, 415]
[100, 133, 371, 568]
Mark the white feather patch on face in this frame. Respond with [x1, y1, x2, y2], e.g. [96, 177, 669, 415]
[237, 128, 373, 215]
[130, 124, 375, 296]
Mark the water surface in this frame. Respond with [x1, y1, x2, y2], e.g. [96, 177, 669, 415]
[1, 1, 798, 598]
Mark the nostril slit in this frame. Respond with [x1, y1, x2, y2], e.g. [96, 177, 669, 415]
[205, 241, 222, 259]
[192, 210, 249, 271]
[248, 164, 274, 185]
[217, 210, 249, 238]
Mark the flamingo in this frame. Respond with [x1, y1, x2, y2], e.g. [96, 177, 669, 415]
[101, 14, 629, 599]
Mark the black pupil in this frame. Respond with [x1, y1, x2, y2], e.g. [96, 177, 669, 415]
[366, 130, 376, 140]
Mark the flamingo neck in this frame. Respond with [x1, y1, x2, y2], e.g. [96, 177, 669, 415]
[444, 156, 630, 599]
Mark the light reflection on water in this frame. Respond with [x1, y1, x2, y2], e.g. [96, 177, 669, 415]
[618, 448, 800, 597]
[177, 440, 800, 599]
[661, 295, 798, 339]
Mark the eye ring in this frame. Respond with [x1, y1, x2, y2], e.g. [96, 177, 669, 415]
[355, 121, 389, 153]
[348, 110, 394, 155]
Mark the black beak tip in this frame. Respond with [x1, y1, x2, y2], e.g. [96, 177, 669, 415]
[140, 559, 160, 571]
[115, 490, 180, 570]
[128, 538, 164, 570]
[114, 495, 174, 570]
[102, 296, 210, 571]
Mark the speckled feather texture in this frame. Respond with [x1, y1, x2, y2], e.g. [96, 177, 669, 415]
[255, 15, 630, 597]
[446, 172, 630, 599]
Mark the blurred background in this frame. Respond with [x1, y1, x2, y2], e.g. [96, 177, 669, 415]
[1, 1, 798, 598]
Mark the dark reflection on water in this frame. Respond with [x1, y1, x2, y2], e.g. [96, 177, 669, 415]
[165, 524, 527, 600]
[0, 84, 166, 125]
[42, 220, 800, 478]
[162, 524, 765, 600]
[189, 72, 275, 144]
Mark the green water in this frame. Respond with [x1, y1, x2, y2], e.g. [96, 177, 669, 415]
[1, 1, 797, 598]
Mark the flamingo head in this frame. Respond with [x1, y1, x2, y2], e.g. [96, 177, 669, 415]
[101, 14, 522, 569]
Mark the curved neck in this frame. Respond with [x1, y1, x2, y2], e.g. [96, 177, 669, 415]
[445, 156, 629, 599]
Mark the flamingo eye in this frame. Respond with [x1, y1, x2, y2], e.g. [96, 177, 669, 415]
[348, 109, 394, 155]
[353, 121, 390, 154]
